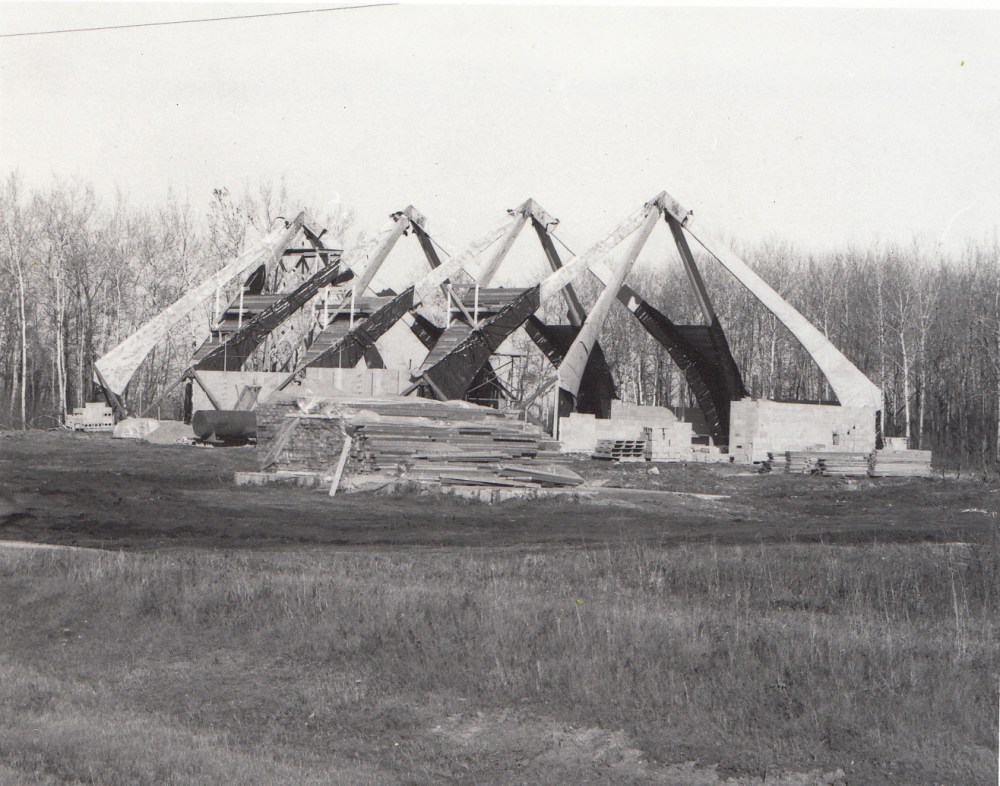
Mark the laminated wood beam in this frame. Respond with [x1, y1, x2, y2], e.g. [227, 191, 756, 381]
[467, 209, 528, 287]
[411, 223, 444, 270]
[95, 213, 304, 397]
[558, 206, 660, 405]
[667, 216, 716, 326]
[531, 217, 585, 327]
[671, 192, 882, 410]
[195, 258, 345, 371]
[94, 366, 128, 420]
[413, 199, 662, 402]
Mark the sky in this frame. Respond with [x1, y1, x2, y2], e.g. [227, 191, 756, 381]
[1, 2, 998, 274]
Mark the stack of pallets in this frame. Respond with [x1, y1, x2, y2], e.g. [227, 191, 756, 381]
[592, 438, 647, 462]
[870, 449, 934, 478]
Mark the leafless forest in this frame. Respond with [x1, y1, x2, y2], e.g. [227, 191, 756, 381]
[2, 173, 998, 466]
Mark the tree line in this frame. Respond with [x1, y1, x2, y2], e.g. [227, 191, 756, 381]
[1, 174, 997, 466]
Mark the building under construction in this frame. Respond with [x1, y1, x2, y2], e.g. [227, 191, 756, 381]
[91, 189, 917, 481]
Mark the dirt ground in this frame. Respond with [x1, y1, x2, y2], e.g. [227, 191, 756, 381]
[0, 430, 997, 551]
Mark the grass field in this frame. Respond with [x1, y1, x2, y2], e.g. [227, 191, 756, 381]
[1, 537, 996, 784]
[0, 432, 997, 784]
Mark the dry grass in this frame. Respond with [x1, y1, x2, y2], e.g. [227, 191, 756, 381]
[0, 537, 997, 784]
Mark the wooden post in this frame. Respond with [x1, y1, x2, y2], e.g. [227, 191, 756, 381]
[328, 434, 353, 497]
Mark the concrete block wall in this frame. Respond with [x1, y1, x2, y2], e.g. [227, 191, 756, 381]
[608, 401, 677, 425]
[560, 402, 695, 458]
[729, 398, 878, 464]
[644, 422, 697, 461]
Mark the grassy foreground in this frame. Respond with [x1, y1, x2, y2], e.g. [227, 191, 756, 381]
[0, 536, 997, 785]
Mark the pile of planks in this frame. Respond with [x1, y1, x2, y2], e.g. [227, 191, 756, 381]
[766, 449, 934, 479]
[816, 452, 874, 477]
[255, 395, 583, 489]
[767, 450, 870, 475]
[593, 438, 647, 462]
[767, 451, 818, 474]
[870, 449, 934, 478]
[343, 398, 580, 488]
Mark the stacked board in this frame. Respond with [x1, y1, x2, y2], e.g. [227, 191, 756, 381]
[767, 451, 817, 474]
[816, 452, 874, 477]
[766, 449, 934, 479]
[871, 449, 934, 478]
[338, 399, 576, 487]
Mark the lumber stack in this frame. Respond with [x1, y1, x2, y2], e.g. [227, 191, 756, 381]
[870, 449, 934, 478]
[816, 452, 873, 477]
[257, 394, 581, 489]
[785, 451, 818, 474]
[765, 448, 934, 479]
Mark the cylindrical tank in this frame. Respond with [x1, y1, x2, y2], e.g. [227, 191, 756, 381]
[191, 410, 257, 442]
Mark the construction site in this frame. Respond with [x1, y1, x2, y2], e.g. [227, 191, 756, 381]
[2, 6, 997, 784]
[5, 184, 994, 786]
[72, 190, 932, 496]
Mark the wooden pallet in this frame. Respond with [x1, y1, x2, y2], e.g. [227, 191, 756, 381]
[592, 439, 647, 462]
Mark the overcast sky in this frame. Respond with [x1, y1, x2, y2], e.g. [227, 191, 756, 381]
[1, 3, 998, 268]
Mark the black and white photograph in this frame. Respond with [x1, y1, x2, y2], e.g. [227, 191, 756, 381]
[0, 2, 997, 784]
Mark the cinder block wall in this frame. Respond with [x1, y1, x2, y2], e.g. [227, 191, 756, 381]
[559, 402, 694, 458]
[729, 399, 877, 464]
